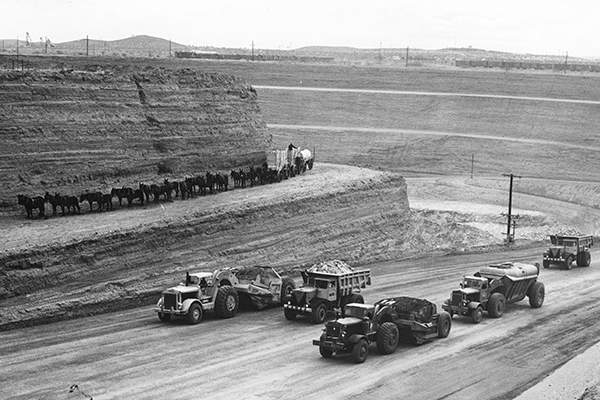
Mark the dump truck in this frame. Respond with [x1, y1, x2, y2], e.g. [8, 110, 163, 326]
[543, 234, 593, 270]
[155, 269, 239, 324]
[283, 260, 371, 324]
[442, 261, 545, 323]
[313, 297, 452, 364]
[232, 265, 296, 309]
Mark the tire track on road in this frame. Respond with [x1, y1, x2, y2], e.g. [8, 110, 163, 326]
[255, 85, 600, 105]
[268, 124, 600, 152]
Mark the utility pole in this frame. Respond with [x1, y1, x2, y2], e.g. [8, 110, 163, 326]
[502, 173, 522, 245]
[470, 154, 474, 179]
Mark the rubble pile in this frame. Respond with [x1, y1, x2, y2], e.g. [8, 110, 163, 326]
[307, 260, 355, 274]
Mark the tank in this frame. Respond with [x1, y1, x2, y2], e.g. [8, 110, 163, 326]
[300, 149, 312, 160]
[477, 262, 539, 280]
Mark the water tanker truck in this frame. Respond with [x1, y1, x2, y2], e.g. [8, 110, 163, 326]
[283, 260, 371, 324]
[442, 261, 545, 323]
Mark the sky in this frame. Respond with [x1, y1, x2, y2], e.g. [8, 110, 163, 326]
[3, 0, 600, 57]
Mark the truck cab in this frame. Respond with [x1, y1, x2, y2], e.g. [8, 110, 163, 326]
[543, 234, 593, 269]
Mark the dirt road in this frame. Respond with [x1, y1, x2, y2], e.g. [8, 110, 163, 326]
[2, 247, 599, 400]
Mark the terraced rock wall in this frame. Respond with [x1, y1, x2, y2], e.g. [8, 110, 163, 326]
[0, 65, 271, 206]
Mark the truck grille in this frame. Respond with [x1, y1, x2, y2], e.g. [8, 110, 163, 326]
[163, 293, 177, 309]
[452, 292, 463, 305]
[326, 324, 341, 338]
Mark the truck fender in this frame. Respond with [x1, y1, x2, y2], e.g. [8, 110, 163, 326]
[467, 302, 482, 311]
[181, 299, 201, 313]
[347, 334, 368, 346]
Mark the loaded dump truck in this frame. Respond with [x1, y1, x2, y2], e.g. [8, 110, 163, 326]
[283, 260, 371, 324]
[313, 297, 452, 364]
[155, 269, 239, 324]
[543, 234, 593, 270]
[442, 261, 545, 323]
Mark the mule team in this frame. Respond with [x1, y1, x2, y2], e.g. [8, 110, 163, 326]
[16, 164, 285, 219]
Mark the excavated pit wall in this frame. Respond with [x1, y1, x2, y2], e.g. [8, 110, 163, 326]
[0, 171, 414, 330]
[0, 65, 271, 206]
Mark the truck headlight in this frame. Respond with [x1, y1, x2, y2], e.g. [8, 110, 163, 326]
[157, 298, 163, 307]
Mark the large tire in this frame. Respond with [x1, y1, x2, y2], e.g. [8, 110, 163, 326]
[528, 281, 545, 308]
[284, 307, 297, 321]
[471, 307, 483, 324]
[564, 255, 575, 270]
[376, 322, 399, 355]
[487, 293, 506, 318]
[319, 334, 333, 358]
[215, 285, 239, 319]
[158, 313, 171, 322]
[352, 339, 369, 364]
[311, 302, 328, 324]
[280, 277, 296, 305]
[319, 345, 333, 358]
[437, 311, 452, 338]
[187, 304, 202, 325]
[577, 251, 591, 267]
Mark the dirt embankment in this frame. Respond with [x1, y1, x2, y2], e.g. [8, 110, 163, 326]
[0, 163, 516, 331]
[0, 66, 270, 207]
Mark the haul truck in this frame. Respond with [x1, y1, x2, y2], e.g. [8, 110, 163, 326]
[283, 260, 371, 324]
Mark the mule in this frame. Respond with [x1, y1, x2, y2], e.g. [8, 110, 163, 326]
[80, 192, 103, 212]
[17, 194, 45, 218]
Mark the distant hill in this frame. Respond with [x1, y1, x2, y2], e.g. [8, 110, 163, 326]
[0, 35, 594, 65]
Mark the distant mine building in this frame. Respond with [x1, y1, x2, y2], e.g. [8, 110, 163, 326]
[175, 50, 333, 63]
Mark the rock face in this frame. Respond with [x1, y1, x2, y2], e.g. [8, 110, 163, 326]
[0, 66, 271, 205]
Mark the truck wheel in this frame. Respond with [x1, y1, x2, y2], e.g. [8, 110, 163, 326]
[280, 277, 296, 305]
[352, 339, 369, 364]
[308, 161, 314, 170]
[311, 302, 328, 324]
[528, 281, 545, 308]
[577, 252, 591, 267]
[318, 334, 333, 358]
[437, 311, 452, 338]
[376, 322, 399, 355]
[348, 294, 364, 305]
[215, 285, 239, 319]
[284, 307, 297, 320]
[319, 345, 333, 358]
[564, 255, 575, 270]
[471, 307, 483, 324]
[542, 260, 550, 269]
[187, 304, 202, 325]
[487, 293, 506, 318]
[158, 313, 171, 322]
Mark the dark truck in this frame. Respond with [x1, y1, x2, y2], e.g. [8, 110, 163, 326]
[284, 260, 371, 324]
[543, 234, 593, 270]
[313, 297, 452, 364]
[442, 261, 545, 323]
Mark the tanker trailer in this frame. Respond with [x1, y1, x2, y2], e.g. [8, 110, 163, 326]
[442, 261, 545, 323]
